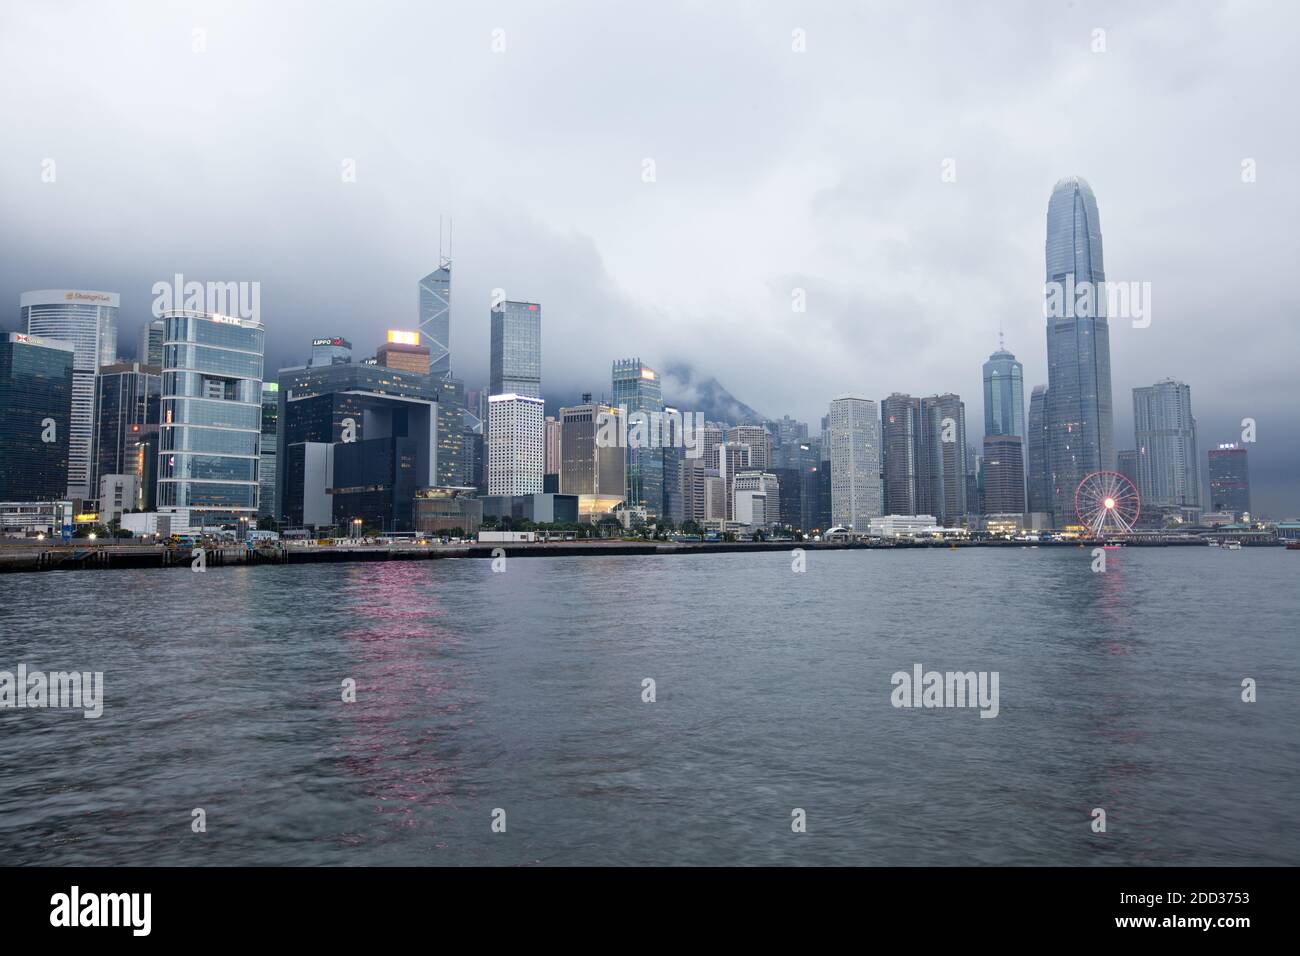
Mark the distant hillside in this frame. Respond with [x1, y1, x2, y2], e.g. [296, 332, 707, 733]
[543, 361, 766, 426]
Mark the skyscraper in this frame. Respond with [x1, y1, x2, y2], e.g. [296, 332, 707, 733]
[545, 416, 562, 477]
[1043, 177, 1114, 526]
[1026, 384, 1051, 515]
[981, 435, 1026, 515]
[919, 393, 968, 525]
[716, 441, 752, 521]
[881, 393, 922, 515]
[661, 406, 686, 525]
[982, 342, 1025, 440]
[157, 310, 265, 531]
[487, 394, 545, 496]
[1208, 444, 1251, 517]
[490, 301, 541, 397]
[259, 382, 279, 519]
[725, 425, 772, 471]
[774, 415, 808, 447]
[418, 259, 452, 380]
[1132, 379, 1200, 514]
[435, 377, 466, 487]
[139, 319, 165, 367]
[21, 289, 119, 498]
[612, 358, 663, 517]
[828, 395, 882, 531]
[1117, 449, 1138, 491]
[559, 402, 625, 499]
[0, 332, 74, 502]
[94, 361, 161, 492]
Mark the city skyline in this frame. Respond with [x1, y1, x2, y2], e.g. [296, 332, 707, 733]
[1, 3, 1296, 513]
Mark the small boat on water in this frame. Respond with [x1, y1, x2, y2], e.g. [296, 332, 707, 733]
[1225, 541, 1243, 551]
[1207, 539, 1220, 547]
[1287, 540, 1300, 551]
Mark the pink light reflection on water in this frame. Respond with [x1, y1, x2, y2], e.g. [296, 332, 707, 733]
[331, 562, 477, 843]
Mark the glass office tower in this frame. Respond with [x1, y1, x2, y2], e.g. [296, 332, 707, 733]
[0, 332, 75, 501]
[94, 361, 161, 492]
[259, 382, 280, 518]
[157, 311, 265, 530]
[1043, 177, 1114, 526]
[419, 260, 452, 380]
[612, 358, 663, 517]
[1026, 385, 1051, 515]
[139, 319, 165, 367]
[21, 289, 119, 498]
[435, 377, 466, 486]
[982, 344, 1025, 440]
[489, 301, 541, 397]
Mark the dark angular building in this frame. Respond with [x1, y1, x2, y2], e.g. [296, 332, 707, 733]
[817, 459, 833, 530]
[94, 361, 161, 491]
[1208, 444, 1251, 517]
[332, 436, 420, 532]
[770, 467, 803, 530]
[435, 377, 465, 486]
[0, 332, 75, 501]
[461, 430, 485, 495]
[276, 362, 436, 525]
[481, 493, 578, 525]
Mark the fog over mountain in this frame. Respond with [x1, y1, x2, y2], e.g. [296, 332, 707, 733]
[1, 1, 1296, 513]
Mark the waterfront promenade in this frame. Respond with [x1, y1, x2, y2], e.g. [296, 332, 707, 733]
[0, 533, 1245, 574]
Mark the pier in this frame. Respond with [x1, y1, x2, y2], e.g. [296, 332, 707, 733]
[0, 534, 1239, 574]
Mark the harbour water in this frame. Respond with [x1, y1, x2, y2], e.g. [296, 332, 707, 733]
[1, 547, 1296, 866]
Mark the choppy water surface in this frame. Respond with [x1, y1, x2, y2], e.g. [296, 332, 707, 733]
[1, 547, 1297, 865]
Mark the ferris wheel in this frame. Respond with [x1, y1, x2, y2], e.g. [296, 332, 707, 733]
[1075, 471, 1140, 537]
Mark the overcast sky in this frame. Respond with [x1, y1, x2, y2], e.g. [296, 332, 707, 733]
[1, 0, 1296, 513]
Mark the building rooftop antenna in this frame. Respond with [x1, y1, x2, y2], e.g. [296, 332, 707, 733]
[437, 215, 453, 271]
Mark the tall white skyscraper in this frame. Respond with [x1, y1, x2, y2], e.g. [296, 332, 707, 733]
[21, 289, 119, 498]
[487, 393, 544, 496]
[1133, 379, 1200, 513]
[829, 395, 882, 531]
